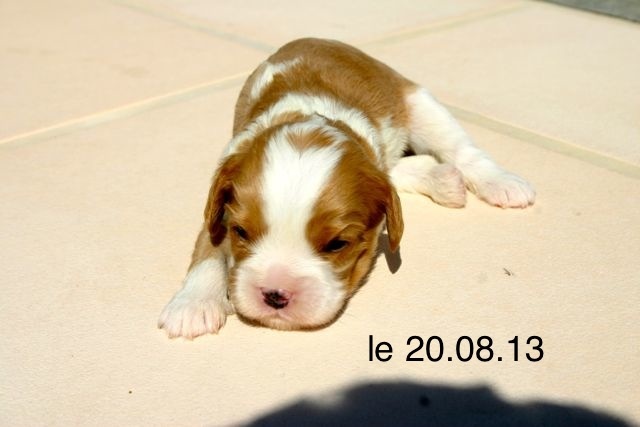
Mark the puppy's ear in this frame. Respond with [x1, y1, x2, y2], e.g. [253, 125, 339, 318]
[204, 154, 240, 246]
[364, 168, 404, 253]
[385, 185, 404, 253]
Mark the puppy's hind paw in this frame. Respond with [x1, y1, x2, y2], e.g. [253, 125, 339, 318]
[429, 164, 467, 208]
[472, 170, 535, 208]
[390, 156, 466, 208]
[158, 292, 233, 339]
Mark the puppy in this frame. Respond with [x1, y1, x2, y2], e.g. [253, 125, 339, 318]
[158, 38, 535, 339]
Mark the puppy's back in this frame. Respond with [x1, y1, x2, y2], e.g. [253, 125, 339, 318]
[233, 38, 415, 135]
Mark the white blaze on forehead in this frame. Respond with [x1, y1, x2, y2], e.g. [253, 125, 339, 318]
[260, 122, 344, 248]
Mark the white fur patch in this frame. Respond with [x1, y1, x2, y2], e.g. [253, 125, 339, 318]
[157, 258, 232, 339]
[379, 116, 409, 169]
[249, 58, 301, 101]
[405, 87, 472, 163]
[261, 123, 343, 245]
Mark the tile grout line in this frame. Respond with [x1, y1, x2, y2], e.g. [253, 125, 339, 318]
[2, 79, 637, 181]
[108, 0, 275, 53]
[109, 0, 525, 54]
[3, 69, 636, 179]
[2, 0, 637, 179]
[356, 1, 527, 47]
[0, 0, 526, 148]
[0, 72, 250, 147]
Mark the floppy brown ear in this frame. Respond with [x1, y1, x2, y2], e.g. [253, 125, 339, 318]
[204, 154, 240, 247]
[385, 186, 404, 253]
[363, 167, 404, 253]
[364, 166, 404, 253]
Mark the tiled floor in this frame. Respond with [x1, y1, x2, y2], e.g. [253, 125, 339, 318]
[1, 1, 639, 425]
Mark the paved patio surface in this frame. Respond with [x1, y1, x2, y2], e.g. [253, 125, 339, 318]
[1, 1, 639, 425]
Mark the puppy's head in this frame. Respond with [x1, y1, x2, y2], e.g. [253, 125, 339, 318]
[205, 117, 403, 330]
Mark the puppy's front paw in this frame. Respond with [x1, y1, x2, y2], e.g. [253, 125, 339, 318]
[158, 290, 233, 339]
[472, 170, 535, 208]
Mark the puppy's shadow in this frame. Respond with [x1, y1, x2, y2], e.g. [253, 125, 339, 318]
[356, 232, 402, 292]
[378, 232, 402, 274]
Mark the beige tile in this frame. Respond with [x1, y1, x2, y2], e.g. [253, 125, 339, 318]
[0, 0, 264, 140]
[128, 0, 519, 48]
[1, 83, 638, 423]
[368, 2, 640, 165]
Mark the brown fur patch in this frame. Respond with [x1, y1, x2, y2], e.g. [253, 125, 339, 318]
[286, 125, 340, 151]
[204, 129, 272, 255]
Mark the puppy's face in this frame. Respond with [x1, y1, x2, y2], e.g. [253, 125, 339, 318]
[206, 118, 402, 330]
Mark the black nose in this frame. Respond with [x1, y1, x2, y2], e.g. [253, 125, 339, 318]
[262, 289, 290, 309]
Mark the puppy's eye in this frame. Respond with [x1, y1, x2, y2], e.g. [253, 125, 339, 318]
[322, 238, 349, 253]
[232, 225, 249, 241]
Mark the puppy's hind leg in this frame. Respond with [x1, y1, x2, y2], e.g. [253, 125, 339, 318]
[391, 154, 466, 208]
[158, 226, 233, 339]
[404, 87, 535, 208]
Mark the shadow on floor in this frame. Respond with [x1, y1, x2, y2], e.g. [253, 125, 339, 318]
[541, 0, 640, 22]
[241, 380, 633, 427]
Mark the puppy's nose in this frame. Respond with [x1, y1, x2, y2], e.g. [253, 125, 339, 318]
[261, 288, 291, 309]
